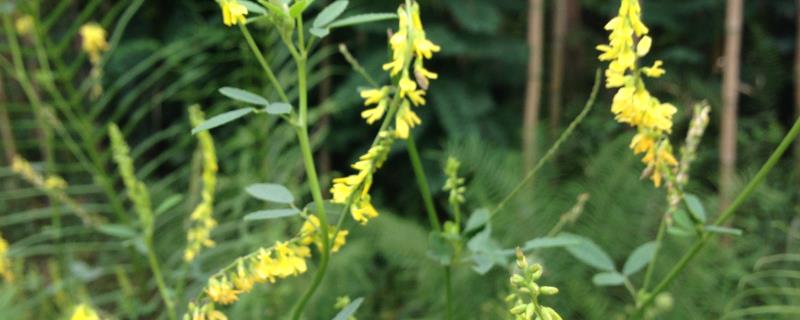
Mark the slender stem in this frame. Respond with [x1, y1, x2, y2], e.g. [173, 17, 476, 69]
[640, 217, 667, 294]
[145, 236, 176, 320]
[635, 116, 800, 314]
[406, 135, 442, 231]
[290, 47, 331, 320]
[239, 25, 290, 103]
[406, 130, 452, 320]
[490, 70, 601, 219]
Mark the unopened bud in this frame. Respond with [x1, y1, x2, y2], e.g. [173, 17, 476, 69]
[540, 286, 559, 295]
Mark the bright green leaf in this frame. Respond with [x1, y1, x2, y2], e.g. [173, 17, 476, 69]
[562, 233, 616, 271]
[332, 297, 364, 320]
[245, 183, 295, 204]
[622, 241, 657, 275]
[239, 0, 267, 15]
[523, 234, 582, 251]
[684, 193, 707, 223]
[289, 0, 312, 17]
[154, 194, 184, 216]
[464, 208, 490, 233]
[309, 27, 330, 38]
[219, 87, 270, 106]
[592, 271, 626, 286]
[266, 102, 292, 115]
[705, 225, 743, 236]
[313, 0, 348, 28]
[243, 208, 300, 221]
[191, 108, 254, 134]
[328, 13, 398, 29]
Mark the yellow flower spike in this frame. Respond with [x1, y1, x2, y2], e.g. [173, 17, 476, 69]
[69, 304, 100, 320]
[206, 277, 240, 305]
[220, 0, 248, 27]
[79, 23, 108, 63]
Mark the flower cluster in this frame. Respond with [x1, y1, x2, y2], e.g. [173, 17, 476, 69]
[219, 0, 248, 27]
[596, 0, 677, 187]
[189, 213, 349, 319]
[507, 249, 562, 320]
[79, 23, 108, 63]
[359, 1, 440, 139]
[185, 107, 220, 262]
[443, 157, 465, 207]
[0, 233, 13, 282]
[330, 132, 395, 224]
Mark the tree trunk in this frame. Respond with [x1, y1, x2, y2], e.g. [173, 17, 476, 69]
[720, 0, 743, 212]
[795, 0, 800, 179]
[523, 0, 544, 171]
[548, 0, 568, 138]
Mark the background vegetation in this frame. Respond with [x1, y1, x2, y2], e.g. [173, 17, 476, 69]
[0, 0, 798, 319]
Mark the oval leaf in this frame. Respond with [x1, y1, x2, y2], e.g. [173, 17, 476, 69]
[191, 108, 254, 134]
[219, 87, 270, 106]
[562, 233, 616, 271]
[313, 0, 348, 28]
[465, 208, 490, 233]
[96, 224, 138, 239]
[243, 208, 300, 221]
[622, 241, 657, 275]
[289, 0, 311, 17]
[523, 235, 582, 251]
[239, 0, 267, 15]
[309, 27, 330, 38]
[592, 271, 626, 286]
[332, 297, 364, 320]
[684, 193, 707, 223]
[245, 183, 295, 204]
[266, 102, 292, 115]
[705, 225, 743, 236]
[328, 13, 398, 29]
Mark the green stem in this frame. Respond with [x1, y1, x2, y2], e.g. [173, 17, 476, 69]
[406, 132, 452, 320]
[640, 216, 667, 294]
[290, 50, 330, 320]
[145, 236, 176, 320]
[635, 115, 800, 314]
[406, 135, 441, 231]
[490, 70, 601, 219]
[239, 24, 290, 103]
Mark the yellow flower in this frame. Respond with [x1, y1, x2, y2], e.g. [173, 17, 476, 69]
[232, 261, 255, 293]
[0, 234, 11, 282]
[351, 198, 379, 225]
[301, 215, 349, 253]
[206, 277, 240, 305]
[79, 23, 108, 63]
[69, 304, 100, 320]
[629, 132, 655, 155]
[220, 0, 248, 27]
[15, 15, 34, 36]
[360, 87, 390, 124]
[395, 101, 421, 139]
[643, 60, 666, 78]
[188, 303, 228, 320]
[399, 76, 426, 106]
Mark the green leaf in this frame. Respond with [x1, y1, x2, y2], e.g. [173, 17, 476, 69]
[96, 224, 138, 239]
[219, 87, 270, 106]
[313, 0, 348, 28]
[684, 193, 707, 223]
[309, 27, 330, 38]
[191, 108, 254, 134]
[523, 234, 582, 251]
[427, 232, 454, 266]
[266, 102, 292, 115]
[592, 271, 626, 286]
[154, 194, 184, 216]
[332, 297, 364, 320]
[243, 208, 300, 221]
[705, 225, 743, 236]
[464, 208, 490, 233]
[471, 254, 495, 275]
[327, 13, 398, 29]
[245, 183, 295, 204]
[622, 241, 657, 275]
[239, 0, 267, 15]
[289, 0, 312, 17]
[562, 233, 616, 271]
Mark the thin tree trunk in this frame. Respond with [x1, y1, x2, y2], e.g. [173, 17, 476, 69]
[795, 0, 800, 178]
[548, 0, 568, 138]
[523, 0, 544, 171]
[720, 0, 743, 212]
